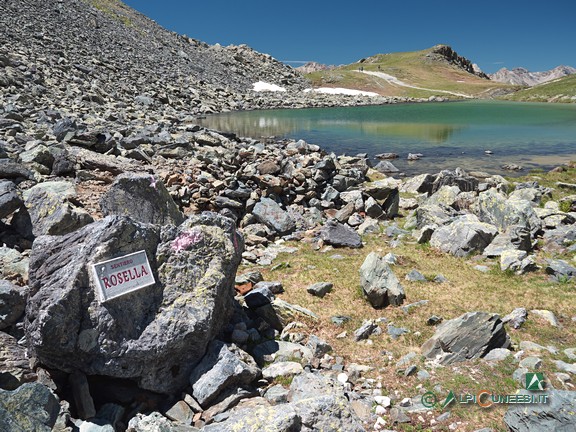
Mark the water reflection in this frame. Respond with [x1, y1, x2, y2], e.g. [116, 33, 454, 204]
[199, 112, 304, 138]
[318, 120, 462, 143]
[197, 102, 576, 176]
[200, 113, 461, 144]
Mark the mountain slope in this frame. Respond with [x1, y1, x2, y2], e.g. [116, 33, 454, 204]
[306, 45, 517, 99]
[489, 66, 576, 86]
[0, 0, 309, 116]
[502, 74, 576, 102]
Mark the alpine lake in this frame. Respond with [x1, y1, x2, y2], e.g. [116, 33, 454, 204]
[198, 100, 576, 176]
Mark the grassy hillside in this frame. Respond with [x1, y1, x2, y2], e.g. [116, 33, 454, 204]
[502, 74, 576, 102]
[245, 165, 576, 431]
[306, 46, 518, 99]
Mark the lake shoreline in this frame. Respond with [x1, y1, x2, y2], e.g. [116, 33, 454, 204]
[199, 100, 576, 177]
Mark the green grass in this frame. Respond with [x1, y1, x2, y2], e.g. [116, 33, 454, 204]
[82, 0, 135, 27]
[502, 74, 576, 103]
[508, 162, 576, 207]
[275, 376, 295, 387]
[238, 168, 576, 430]
[245, 235, 575, 430]
[247, 230, 575, 353]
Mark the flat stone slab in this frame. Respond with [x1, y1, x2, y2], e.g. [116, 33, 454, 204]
[421, 311, 510, 364]
[320, 220, 362, 248]
[262, 361, 304, 380]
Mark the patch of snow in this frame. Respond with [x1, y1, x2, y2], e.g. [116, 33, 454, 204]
[253, 81, 287, 92]
[304, 87, 380, 97]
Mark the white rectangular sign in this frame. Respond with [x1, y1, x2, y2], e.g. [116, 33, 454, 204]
[90, 250, 155, 302]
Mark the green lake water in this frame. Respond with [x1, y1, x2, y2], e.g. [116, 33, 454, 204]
[198, 100, 576, 176]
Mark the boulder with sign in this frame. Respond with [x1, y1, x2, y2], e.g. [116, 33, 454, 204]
[25, 212, 243, 394]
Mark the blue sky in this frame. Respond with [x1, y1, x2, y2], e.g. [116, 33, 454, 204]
[123, 0, 575, 74]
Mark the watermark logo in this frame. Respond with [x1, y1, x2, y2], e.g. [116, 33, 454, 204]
[421, 391, 437, 408]
[442, 390, 456, 409]
[525, 373, 545, 391]
[420, 373, 549, 409]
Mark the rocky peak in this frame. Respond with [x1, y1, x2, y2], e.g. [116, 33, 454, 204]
[426, 44, 489, 79]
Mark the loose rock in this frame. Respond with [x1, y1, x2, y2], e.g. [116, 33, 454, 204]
[421, 312, 510, 364]
[320, 220, 363, 248]
[359, 252, 405, 308]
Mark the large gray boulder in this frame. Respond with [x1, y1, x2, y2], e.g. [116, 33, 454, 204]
[545, 259, 576, 281]
[415, 203, 457, 229]
[426, 185, 462, 209]
[0, 382, 60, 432]
[421, 312, 510, 364]
[189, 340, 261, 408]
[0, 160, 35, 181]
[509, 186, 545, 205]
[19, 144, 55, 171]
[100, 173, 185, 226]
[401, 173, 435, 195]
[500, 250, 535, 274]
[504, 390, 576, 432]
[359, 252, 405, 308]
[543, 225, 576, 250]
[475, 189, 542, 237]
[483, 225, 532, 257]
[252, 197, 296, 235]
[203, 372, 365, 431]
[20, 181, 93, 237]
[25, 212, 243, 394]
[430, 214, 498, 257]
[364, 196, 385, 219]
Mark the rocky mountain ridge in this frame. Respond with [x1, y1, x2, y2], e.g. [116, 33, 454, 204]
[424, 44, 489, 79]
[489, 65, 576, 86]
